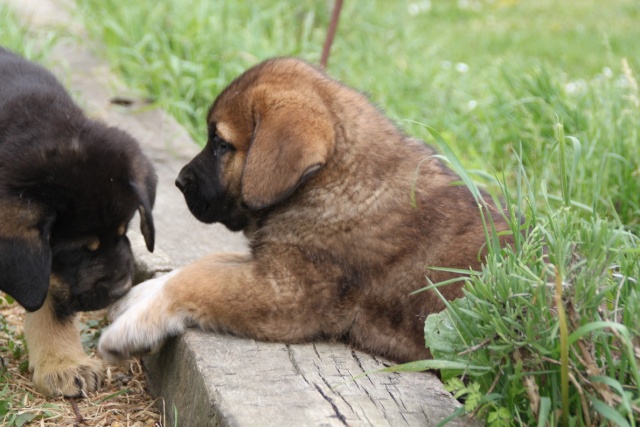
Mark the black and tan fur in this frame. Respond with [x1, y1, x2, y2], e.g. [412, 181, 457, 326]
[0, 47, 156, 397]
[98, 58, 511, 364]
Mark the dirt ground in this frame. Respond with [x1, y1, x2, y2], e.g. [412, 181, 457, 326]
[0, 300, 164, 427]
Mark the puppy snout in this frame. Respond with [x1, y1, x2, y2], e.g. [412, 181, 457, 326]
[176, 167, 194, 192]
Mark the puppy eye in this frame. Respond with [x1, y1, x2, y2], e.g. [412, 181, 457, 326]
[117, 225, 126, 236]
[218, 141, 231, 153]
[212, 135, 233, 156]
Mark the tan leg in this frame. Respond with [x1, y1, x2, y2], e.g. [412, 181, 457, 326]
[98, 253, 338, 362]
[170, 253, 332, 340]
[24, 294, 103, 398]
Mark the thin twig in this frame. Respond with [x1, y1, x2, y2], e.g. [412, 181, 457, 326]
[69, 397, 87, 425]
[457, 337, 492, 356]
[540, 356, 562, 366]
[469, 369, 503, 420]
[568, 372, 591, 426]
[320, 0, 344, 68]
[486, 368, 503, 395]
[514, 349, 540, 417]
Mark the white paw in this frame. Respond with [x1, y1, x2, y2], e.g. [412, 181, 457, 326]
[98, 270, 185, 364]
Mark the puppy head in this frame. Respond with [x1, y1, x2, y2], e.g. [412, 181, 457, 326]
[176, 58, 335, 230]
[0, 121, 157, 312]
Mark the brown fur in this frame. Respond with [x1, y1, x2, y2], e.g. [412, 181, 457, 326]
[105, 58, 511, 363]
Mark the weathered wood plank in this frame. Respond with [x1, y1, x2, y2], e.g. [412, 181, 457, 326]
[144, 333, 474, 426]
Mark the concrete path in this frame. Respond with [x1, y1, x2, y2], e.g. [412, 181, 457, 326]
[6, 1, 476, 425]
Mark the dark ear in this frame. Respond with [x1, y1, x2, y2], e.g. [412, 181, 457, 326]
[131, 156, 157, 252]
[0, 210, 55, 311]
[241, 98, 335, 210]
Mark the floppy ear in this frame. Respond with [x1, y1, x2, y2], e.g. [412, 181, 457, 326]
[0, 209, 55, 312]
[241, 100, 335, 210]
[131, 156, 157, 252]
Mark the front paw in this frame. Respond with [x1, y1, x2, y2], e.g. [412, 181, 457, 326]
[98, 271, 185, 363]
[32, 356, 103, 398]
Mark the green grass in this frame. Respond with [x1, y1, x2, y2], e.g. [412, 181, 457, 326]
[74, 0, 640, 113]
[2, 0, 639, 424]
[419, 127, 640, 426]
[0, 3, 57, 62]
[72, 0, 640, 232]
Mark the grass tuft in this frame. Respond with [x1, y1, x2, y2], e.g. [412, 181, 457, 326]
[419, 125, 639, 425]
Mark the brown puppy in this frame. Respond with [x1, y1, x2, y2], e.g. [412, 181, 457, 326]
[0, 47, 156, 397]
[98, 58, 511, 364]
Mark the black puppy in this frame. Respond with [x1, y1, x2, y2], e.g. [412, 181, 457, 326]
[0, 47, 156, 397]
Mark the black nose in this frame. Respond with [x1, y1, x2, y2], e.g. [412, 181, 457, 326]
[176, 168, 194, 192]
